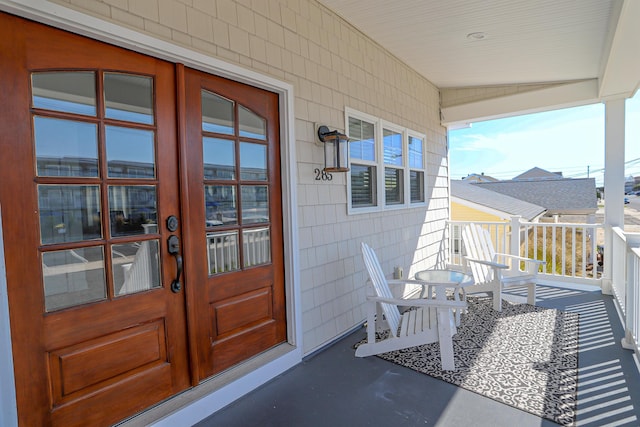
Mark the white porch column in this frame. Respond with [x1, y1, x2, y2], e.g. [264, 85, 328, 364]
[602, 98, 626, 294]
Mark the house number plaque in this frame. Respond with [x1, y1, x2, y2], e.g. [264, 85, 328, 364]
[314, 168, 333, 181]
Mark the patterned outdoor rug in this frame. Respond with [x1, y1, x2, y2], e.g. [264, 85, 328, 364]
[357, 296, 579, 426]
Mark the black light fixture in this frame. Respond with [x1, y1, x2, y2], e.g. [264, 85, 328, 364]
[317, 125, 349, 172]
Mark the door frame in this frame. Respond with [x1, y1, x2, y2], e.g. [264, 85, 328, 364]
[0, 2, 302, 426]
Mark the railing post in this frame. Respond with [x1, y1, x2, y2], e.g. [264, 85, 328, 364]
[509, 216, 522, 257]
[622, 233, 640, 351]
[509, 216, 522, 272]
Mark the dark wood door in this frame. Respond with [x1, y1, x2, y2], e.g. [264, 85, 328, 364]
[183, 69, 286, 379]
[0, 13, 190, 426]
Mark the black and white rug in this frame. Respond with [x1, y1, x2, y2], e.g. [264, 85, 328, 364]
[357, 296, 579, 426]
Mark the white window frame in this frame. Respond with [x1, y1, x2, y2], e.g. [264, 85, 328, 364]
[407, 131, 427, 206]
[346, 107, 427, 214]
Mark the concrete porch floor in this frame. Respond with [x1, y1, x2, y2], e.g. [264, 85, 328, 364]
[196, 286, 640, 426]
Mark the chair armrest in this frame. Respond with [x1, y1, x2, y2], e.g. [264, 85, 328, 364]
[387, 279, 464, 289]
[464, 256, 509, 269]
[367, 295, 467, 309]
[494, 252, 546, 265]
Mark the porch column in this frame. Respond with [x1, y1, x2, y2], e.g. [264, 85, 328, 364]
[602, 97, 626, 294]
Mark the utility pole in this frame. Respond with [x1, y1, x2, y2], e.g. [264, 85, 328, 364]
[587, 165, 590, 177]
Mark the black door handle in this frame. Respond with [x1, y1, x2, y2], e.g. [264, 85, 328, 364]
[167, 235, 182, 293]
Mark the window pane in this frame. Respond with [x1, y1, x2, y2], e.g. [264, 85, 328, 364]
[34, 116, 98, 177]
[410, 170, 425, 203]
[383, 129, 402, 166]
[243, 227, 271, 267]
[106, 126, 155, 178]
[409, 136, 424, 169]
[202, 91, 234, 135]
[207, 231, 239, 274]
[351, 164, 376, 207]
[239, 105, 266, 140]
[203, 138, 235, 180]
[205, 185, 237, 226]
[38, 185, 102, 244]
[42, 246, 106, 312]
[112, 240, 160, 296]
[348, 117, 375, 161]
[32, 71, 96, 116]
[108, 185, 157, 237]
[241, 185, 269, 224]
[385, 167, 404, 205]
[240, 142, 267, 181]
[104, 73, 154, 124]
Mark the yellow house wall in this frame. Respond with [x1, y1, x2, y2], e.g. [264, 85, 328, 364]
[451, 201, 507, 222]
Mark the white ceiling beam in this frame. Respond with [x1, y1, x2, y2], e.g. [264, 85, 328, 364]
[440, 79, 599, 128]
[598, 0, 640, 100]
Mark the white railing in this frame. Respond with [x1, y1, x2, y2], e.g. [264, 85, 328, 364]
[449, 218, 640, 357]
[613, 227, 640, 355]
[448, 218, 603, 285]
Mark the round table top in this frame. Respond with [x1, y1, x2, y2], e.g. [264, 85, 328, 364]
[415, 269, 473, 287]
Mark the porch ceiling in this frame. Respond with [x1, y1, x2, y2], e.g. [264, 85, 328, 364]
[318, 0, 640, 121]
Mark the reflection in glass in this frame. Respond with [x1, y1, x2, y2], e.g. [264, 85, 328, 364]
[383, 129, 403, 166]
[112, 240, 160, 296]
[410, 170, 425, 203]
[203, 138, 235, 180]
[409, 136, 423, 169]
[32, 71, 96, 116]
[241, 185, 269, 224]
[205, 185, 237, 226]
[106, 126, 156, 178]
[238, 105, 266, 140]
[34, 117, 99, 177]
[240, 142, 267, 181]
[38, 185, 102, 244]
[243, 227, 271, 267]
[349, 117, 375, 161]
[104, 73, 154, 124]
[350, 164, 376, 207]
[202, 91, 234, 134]
[42, 246, 106, 312]
[385, 168, 404, 205]
[108, 185, 157, 237]
[207, 231, 239, 275]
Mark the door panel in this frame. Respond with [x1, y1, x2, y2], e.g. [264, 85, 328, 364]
[183, 69, 286, 379]
[0, 13, 189, 426]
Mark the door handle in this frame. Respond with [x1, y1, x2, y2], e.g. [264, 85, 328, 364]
[167, 235, 182, 293]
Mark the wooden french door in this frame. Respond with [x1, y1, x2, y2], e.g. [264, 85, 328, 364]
[182, 69, 286, 379]
[0, 12, 286, 427]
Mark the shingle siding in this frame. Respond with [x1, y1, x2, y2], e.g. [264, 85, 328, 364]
[49, 0, 448, 354]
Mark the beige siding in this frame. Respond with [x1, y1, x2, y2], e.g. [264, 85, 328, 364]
[51, 0, 448, 354]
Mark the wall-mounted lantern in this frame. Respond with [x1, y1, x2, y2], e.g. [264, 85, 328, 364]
[317, 125, 349, 172]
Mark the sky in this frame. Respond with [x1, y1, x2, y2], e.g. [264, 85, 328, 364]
[449, 90, 640, 186]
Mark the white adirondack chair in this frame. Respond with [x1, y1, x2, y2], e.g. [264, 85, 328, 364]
[462, 224, 545, 311]
[356, 242, 467, 371]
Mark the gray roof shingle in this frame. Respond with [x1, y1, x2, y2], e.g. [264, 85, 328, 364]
[451, 180, 547, 220]
[473, 178, 597, 214]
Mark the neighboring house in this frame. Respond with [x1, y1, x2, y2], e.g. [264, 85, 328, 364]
[460, 172, 500, 183]
[474, 175, 598, 219]
[451, 179, 547, 222]
[0, 2, 637, 427]
[512, 167, 563, 181]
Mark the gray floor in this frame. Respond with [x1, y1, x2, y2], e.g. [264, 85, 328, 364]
[196, 286, 640, 426]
